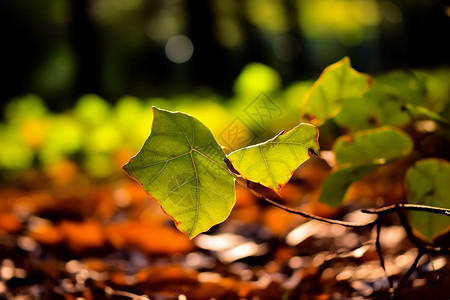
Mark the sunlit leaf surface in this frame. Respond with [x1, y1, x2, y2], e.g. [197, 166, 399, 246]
[227, 123, 320, 192]
[301, 57, 372, 124]
[406, 159, 450, 242]
[123, 107, 235, 239]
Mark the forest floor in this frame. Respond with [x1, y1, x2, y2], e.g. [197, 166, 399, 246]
[1, 158, 449, 300]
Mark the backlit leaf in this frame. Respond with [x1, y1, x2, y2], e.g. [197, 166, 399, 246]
[301, 57, 372, 125]
[405, 159, 450, 242]
[227, 123, 320, 193]
[123, 107, 235, 239]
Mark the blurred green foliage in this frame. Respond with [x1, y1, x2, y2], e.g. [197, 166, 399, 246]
[2, 0, 449, 109]
[406, 159, 450, 241]
[1, 60, 449, 182]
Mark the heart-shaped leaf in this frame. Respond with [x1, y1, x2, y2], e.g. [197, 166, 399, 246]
[227, 123, 320, 193]
[405, 158, 450, 242]
[123, 107, 235, 239]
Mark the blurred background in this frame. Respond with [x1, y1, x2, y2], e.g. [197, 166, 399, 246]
[1, 0, 449, 110]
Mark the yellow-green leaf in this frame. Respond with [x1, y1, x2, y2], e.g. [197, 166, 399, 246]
[406, 158, 450, 242]
[123, 107, 235, 239]
[227, 123, 320, 192]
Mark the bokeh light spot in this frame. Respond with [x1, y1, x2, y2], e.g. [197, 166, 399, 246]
[165, 35, 194, 64]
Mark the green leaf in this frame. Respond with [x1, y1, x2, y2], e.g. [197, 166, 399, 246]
[333, 72, 428, 131]
[227, 123, 320, 192]
[301, 57, 373, 125]
[404, 104, 450, 126]
[375, 71, 426, 106]
[319, 164, 379, 208]
[405, 158, 450, 242]
[333, 126, 413, 168]
[123, 107, 235, 239]
[420, 67, 450, 112]
[333, 96, 378, 132]
[364, 85, 412, 127]
[320, 127, 414, 207]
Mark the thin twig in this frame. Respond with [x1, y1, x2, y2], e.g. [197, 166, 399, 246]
[263, 198, 450, 230]
[263, 197, 450, 292]
[375, 219, 393, 289]
[263, 197, 376, 227]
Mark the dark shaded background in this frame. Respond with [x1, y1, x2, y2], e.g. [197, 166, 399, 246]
[1, 0, 449, 111]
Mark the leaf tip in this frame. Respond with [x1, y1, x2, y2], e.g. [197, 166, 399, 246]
[121, 162, 130, 174]
[121, 159, 136, 180]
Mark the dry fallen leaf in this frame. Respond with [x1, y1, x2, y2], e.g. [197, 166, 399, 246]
[106, 221, 194, 254]
[0, 212, 22, 233]
[59, 219, 106, 252]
